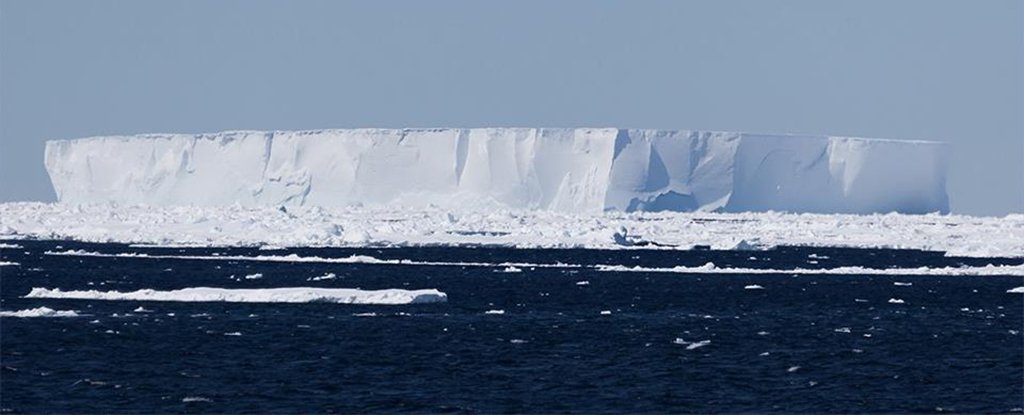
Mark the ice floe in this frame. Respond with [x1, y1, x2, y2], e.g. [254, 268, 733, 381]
[0, 307, 81, 318]
[1007, 286, 1024, 294]
[596, 262, 1024, 276]
[0, 261, 18, 266]
[24, 287, 447, 304]
[2, 203, 1021, 258]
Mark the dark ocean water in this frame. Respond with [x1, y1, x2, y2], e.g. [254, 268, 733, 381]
[1, 240, 1022, 413]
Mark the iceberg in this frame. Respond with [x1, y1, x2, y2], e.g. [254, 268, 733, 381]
[45, 128, 948, 214]
[24, 287, 448, 305]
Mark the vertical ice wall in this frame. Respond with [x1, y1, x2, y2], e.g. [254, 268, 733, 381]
[44, 128, 949, 214]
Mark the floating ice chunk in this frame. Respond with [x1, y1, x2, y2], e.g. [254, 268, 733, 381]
[673, 338, 711, 350]
[1007, 286, 1024, 294]
[132, 306, 153, 313]
[893, 282, 912, 286]
[576, 281, 590, 286]
[509, 339, 528, 344]
[0, 307, 80, 318]
[243, 273, 263, 280]
[182, 396, 212, 403]
[0, 261, 18, 266]
[600, 310, 612, 315]
[497, 266, 522, 273]
[223, 332, 242, 336]
[834, 327, 851, 333]
[888, 298, 906, 304]
[484, 309, 505, 315]
[309, 273, 337, 281]
[0, 243, 22, 249]
[744, 284, 765, 290]
[25, 286, 447, 305]
[787, 366, 801, 373]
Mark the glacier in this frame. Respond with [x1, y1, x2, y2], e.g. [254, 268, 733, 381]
[44, 128, 949, 214]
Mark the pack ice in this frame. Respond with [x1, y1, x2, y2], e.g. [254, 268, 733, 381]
[45, 128, 949, 214]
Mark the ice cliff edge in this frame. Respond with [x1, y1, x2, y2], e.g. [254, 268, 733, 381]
[44, 128, 949, 214]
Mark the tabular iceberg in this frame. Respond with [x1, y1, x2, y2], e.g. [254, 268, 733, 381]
[45, 128, 948, 214]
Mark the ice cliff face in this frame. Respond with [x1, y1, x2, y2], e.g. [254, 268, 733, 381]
[44, 128, 949, 214]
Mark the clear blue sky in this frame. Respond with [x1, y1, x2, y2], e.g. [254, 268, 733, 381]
[1, 0, 1021, 215]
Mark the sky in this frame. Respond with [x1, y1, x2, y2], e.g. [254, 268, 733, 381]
[0, 0, 1021, 216]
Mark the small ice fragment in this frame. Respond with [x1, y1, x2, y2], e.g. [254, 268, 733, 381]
[787, 366, 800, 373]
[133, 306, 152, 313]
[497, 266, 522, 273]
[854, 299, 869, 303]
[834, 327, 851, 333]
[484, 309, 505, 315]
[744, 284, 764, 290]
[182, 396, 212, 403]
[309, 273, 336, 281]
[757, 331, 769, 336]
[600, 310, 612, 315]
[673, 338, 710, 350]
[509, 339, 528, 344]
[353, 312, 377, 317]
[893, 281, 912, 286]
[1006, 286, 1024, 294]
[888, 298, 905, 304]
[576, 281, 590, 286]
[244, 273, 263, 280]
[223, 332, 242, 336]
[759, 352, 770, 356]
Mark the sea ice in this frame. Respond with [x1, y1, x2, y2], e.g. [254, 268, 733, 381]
[0, 307, 81, 318]
[24, 287, 447, 304]
[3, 204, 1020, 258]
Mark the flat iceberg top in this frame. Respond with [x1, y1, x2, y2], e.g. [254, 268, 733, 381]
[45, 128, 948, 214]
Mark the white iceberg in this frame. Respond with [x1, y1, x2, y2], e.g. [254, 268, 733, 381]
[24, 286, 447, 305]
[45, 128, 948, 214]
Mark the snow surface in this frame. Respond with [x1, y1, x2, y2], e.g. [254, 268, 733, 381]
[0, 307, 81, 318]
[24, 287, 447, 304]
[45, 128, 948, 214]
[3, 203, 1021, 257]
